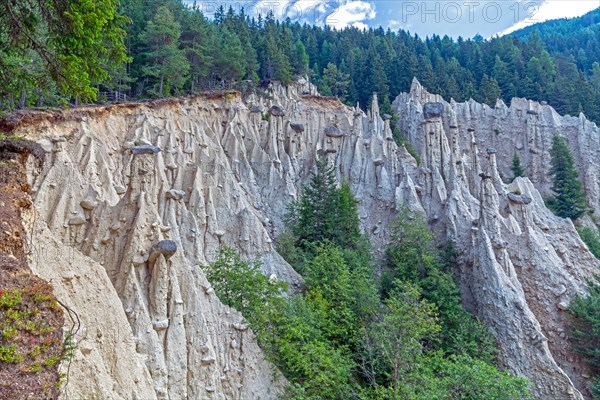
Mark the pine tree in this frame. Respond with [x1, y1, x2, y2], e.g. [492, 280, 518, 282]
[320, 63, 349, 100]
[287, 156, 338, 247]
[139, 6, 189, 97]
[283, 156, 364, 251]
[568, 281, 600, 398]
[293, 40, 310, 76]
[243, 41, 259, 83]
[213, 28, 246, 87]
[0, 0, 128, 101]
[478, 74, 502, 106]
[511, 153, 525, 181]
[547, 134, 586, 219]
[334, 181, 361, 249]
[180, 9, 213, 92]
[261, 36, 293, 85]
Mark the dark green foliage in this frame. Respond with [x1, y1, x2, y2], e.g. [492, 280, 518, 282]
[5, 1, 600, 125]
[285, 156, 337, 247]
[284, 157, 361, 253]
[578, 227, 600, 259]
[385, 207, 498, 363]
[511, 153, 526, 181]
[0, 0, 128, 104]
[478, 75, 502, 106]
[212, 28, 247, 86]
[511, 8, 600, 75]
[320, 63, 350, 101]
[568, 281, 600, 398]
[547, 135, 587, 219]
[293, 40, 309, 76]
[209, 162, 529, 398]
[138, 6, 189, 97]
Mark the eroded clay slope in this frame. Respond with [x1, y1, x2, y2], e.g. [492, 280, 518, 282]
[394, 80, 600, 399]
[396, 78, 600, 215]
[9, 80, 599, 399]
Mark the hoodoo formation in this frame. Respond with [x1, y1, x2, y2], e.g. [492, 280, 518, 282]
[2, 2, 600, 399]
[0, 79, 595, 399]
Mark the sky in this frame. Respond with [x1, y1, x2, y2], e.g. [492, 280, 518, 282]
[191, 0, 600, 38]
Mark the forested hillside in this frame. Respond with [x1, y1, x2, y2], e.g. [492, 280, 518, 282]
[511, 8, 600, 74]
[2, 1, 600, 124]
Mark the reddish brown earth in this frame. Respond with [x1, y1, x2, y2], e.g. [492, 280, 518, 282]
[0, 140, 64, 400]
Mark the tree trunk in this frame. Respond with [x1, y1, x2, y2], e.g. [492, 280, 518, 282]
[159, 72, 164, 97]
[17, 89, 26, 109]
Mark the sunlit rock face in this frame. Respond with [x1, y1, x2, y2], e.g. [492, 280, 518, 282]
[11, 79, 599, 399]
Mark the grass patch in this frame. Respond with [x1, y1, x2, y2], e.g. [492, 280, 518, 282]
[0, 281, 64, 380]
[0, 132, 26, 141]
[0, 344, 24, 363]
[0, 289, 23, 308]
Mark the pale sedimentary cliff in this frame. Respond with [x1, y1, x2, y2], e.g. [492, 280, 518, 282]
[8, 79, 599, 399]
[396, 79, 600, 215]
[394, 79, 600, 399]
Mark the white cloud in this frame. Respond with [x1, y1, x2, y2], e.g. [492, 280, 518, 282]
[248, 1, 376, 28]
[326, 1, 377, 29]
[387, 19, 402, 31]
[352, 21, 370, 30]
[496, 0, 600, 36]
[242, 1, 328, 24]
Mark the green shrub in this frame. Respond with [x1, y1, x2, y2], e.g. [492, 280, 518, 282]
[420, 353, 531, 399]
[0, 344, 24, 363]
[386, 207, 499, 363]
[569, 280, 600, 398]
[202, 247, 358, 399]
[201, 247, 286, 346]
[578, 227, 600, 259]
[0, 289, 23, 308]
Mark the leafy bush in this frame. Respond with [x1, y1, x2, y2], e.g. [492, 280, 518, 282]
[201, 246, 286, 346]
[202, 246, 359, 399]
[421, 353, 531, 399]
[273, 295, 358, 399]
[0, 344, 24, 363]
